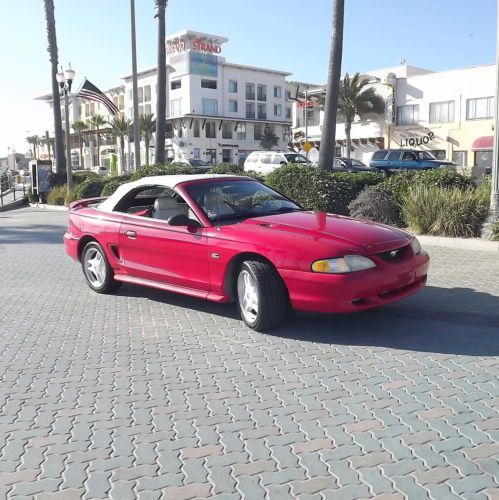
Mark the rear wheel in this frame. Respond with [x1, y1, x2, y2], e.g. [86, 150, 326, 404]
[81, 241, 121, 293]
[236, 260, 287, 332]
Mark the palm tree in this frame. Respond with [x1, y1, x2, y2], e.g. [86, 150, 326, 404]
[339, 73, 385, 158]
[26, 136, 39, 159]
[318, 0, 345, 170]
[154, 0, 168, 164]
[72, 120, 88, 167]
[139, 114, 156, 166]
[88, 114, 107, 166]
[260, 128, 279, 151]
[40, 134, 51, 160]
[43, 0, 64, 174]
[108, 115, 132, 174]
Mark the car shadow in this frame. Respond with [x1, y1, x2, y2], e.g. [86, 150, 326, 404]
[116, 284, 499, 356]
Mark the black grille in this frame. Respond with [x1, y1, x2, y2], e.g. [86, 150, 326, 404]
[377, 246, 407, 262]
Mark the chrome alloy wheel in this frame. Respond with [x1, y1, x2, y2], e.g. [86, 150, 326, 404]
[237, 269, 259, 324]
[83, 248, 106, 288]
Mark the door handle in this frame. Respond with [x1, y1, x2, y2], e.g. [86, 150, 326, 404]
[125, 230, 137, 239]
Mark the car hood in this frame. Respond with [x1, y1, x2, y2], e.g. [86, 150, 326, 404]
[240, 211, 411, 253]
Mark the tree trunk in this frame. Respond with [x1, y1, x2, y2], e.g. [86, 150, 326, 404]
[120, 135, 126, 175]
[44, 0, 65, 174]
[96, 127, 101, 165]
[318, 0, 345, 170]
[145, 135, 150, 166]
[345, 120, 352, 158]
[155, 0, 167, 164]
[45, 131, 52, 161]
[78, 132, 83, 166]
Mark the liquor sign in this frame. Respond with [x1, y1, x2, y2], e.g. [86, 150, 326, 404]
[399, 131, 435, 147]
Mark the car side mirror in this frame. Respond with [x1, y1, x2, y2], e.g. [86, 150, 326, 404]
[168, 213, 201, 227]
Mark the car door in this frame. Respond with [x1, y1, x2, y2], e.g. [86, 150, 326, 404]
[400, 151, 419, 169]
[385, 150, 403, 170]
[117, 186, 210, 292]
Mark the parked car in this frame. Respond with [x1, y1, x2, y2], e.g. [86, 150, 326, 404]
[65, 174, 429, 331]
[244, 151, 311, 174]
[331, 157, 380, 173]
[370, 149, 456, 171]
[92, 165, 109, 176]
[176, 158, 212, 173]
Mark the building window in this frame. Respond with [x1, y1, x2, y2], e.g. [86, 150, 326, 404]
[222, 123, 232, 139]
[254, 124, 264, 140]
[431, 150, 446, 160]
[285, 90, 291, 101]
[138, 87, 144, 104]
[171, 79, 181, 90]
[274, 86, 282, 98]
[229, 100, 238, 112]
[193, 148, 200, 159]
[144, 104, 151, 115]
[193, 120, 200, 137]
[201, 79, 217, 89]
[466, 97, 494, 120]
[119, 95, 124, 110]
[274, 104, 282, 116]
[452, 150, 467, 166]
[205, 121, 216, 138]
[429, 101, 454, 123]
[177, 124, 183, 138]
[285, 107, 291, 119]
[257, 103, 267, 120]
[170, 98, 181, 117]
[144, 85, 151, 102]
[202, 99, 218, 116]
[396, 105, 419, 126]
[229, 80, 238, 93]
[246, 83, 255, 100]
[257, 84, 267, 101]
[246, 102, 255, 119]
[236, 123, 246, 140]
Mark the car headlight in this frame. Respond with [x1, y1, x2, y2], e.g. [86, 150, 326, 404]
[410, 237, 422, 255]
[311, 255, 376, 274]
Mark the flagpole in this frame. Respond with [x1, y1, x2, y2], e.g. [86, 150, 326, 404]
[130, 0, 141, 171]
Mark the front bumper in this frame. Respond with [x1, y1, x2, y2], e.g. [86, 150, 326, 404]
[279, 252, 430, 313]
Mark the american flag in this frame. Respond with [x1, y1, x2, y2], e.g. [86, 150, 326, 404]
[77, 78, 120, 115]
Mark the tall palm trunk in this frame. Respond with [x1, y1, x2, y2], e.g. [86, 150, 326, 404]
[145, 135, 150, 166]
[120, 135, 126, 174]
[44, 0, 64, 174]
[318, 0, 345, 169]
[96, 126, 101, 165]
[77, 131, 83, 166]
[155, 0, 167, 164]
[345, 120, 352, 158]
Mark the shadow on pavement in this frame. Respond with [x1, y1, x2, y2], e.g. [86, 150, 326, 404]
[0, 225, 65, 245]
[118, 284, 499, 356]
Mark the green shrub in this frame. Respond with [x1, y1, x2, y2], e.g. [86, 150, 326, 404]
[266, 164, 384, 215]
[488, 220, 499, 241]
[27, 190, 38, 203]
[349, 187, 400, 226]
[74, 178, 108, 200]
[47, 185, 68, 205]
[401, 185, 489, 237]
[101, 175, 132, 196]
[209, 163, 244, 175]
[131, 163, 197, 181]
[72, 170, 99, 185]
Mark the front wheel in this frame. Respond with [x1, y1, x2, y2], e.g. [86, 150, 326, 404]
[236, 261, 288, 332]
[81, 241, 121, 293]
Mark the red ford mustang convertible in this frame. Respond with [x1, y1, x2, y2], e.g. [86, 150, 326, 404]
[64, 174, 430, 331]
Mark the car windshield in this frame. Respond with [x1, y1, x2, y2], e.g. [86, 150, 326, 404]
[189, 159, 210, 167]
[184, 180, 303, 225]
[417, 151, 436, 160]
[284, 153, 310, 164]
[344, 159, 365, 167]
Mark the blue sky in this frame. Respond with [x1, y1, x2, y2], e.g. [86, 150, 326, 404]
[0, 0, 497, 156]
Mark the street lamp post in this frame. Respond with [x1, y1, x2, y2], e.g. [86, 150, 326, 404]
[56, 64, 75, 191]
[491, 0, 499, 219]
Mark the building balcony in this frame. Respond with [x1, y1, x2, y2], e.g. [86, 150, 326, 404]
[246, 93, 255, 100]
[257, 113, 267, 120]
[246, 111, 256, 119]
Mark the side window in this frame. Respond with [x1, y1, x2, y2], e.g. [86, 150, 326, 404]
[262, 153, 273, 164]
[402, 152, 416, 160]
[271, 154, 283, 164]
[387, 151, 401, 161]
[115, 186, 179, 214]
[371, 151, 386, 160]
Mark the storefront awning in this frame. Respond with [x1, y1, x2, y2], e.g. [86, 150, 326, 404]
[471, 136, 493, 151]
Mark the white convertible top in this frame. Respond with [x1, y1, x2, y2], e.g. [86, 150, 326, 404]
[98, 174, 247, 212]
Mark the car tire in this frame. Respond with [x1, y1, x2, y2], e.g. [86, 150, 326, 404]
[236, 260, 287, 332]
[81, 241, 121, 293]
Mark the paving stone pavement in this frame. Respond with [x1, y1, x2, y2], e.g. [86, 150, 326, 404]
[0, 208, 498, 499]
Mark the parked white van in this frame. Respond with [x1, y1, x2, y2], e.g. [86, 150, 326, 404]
[243, 151, 310, 174]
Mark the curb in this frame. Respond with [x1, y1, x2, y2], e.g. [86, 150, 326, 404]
[418, 234, 499, 252]
[31, 203, 69, 212]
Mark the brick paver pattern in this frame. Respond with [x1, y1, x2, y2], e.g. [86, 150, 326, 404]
[0, 209, 498, 499]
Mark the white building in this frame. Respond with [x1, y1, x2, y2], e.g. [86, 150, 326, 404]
[121, 30, 296, 166]
[291, 62, 496, 173]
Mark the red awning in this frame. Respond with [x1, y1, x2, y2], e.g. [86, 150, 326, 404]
[471, 136, 493, 150]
